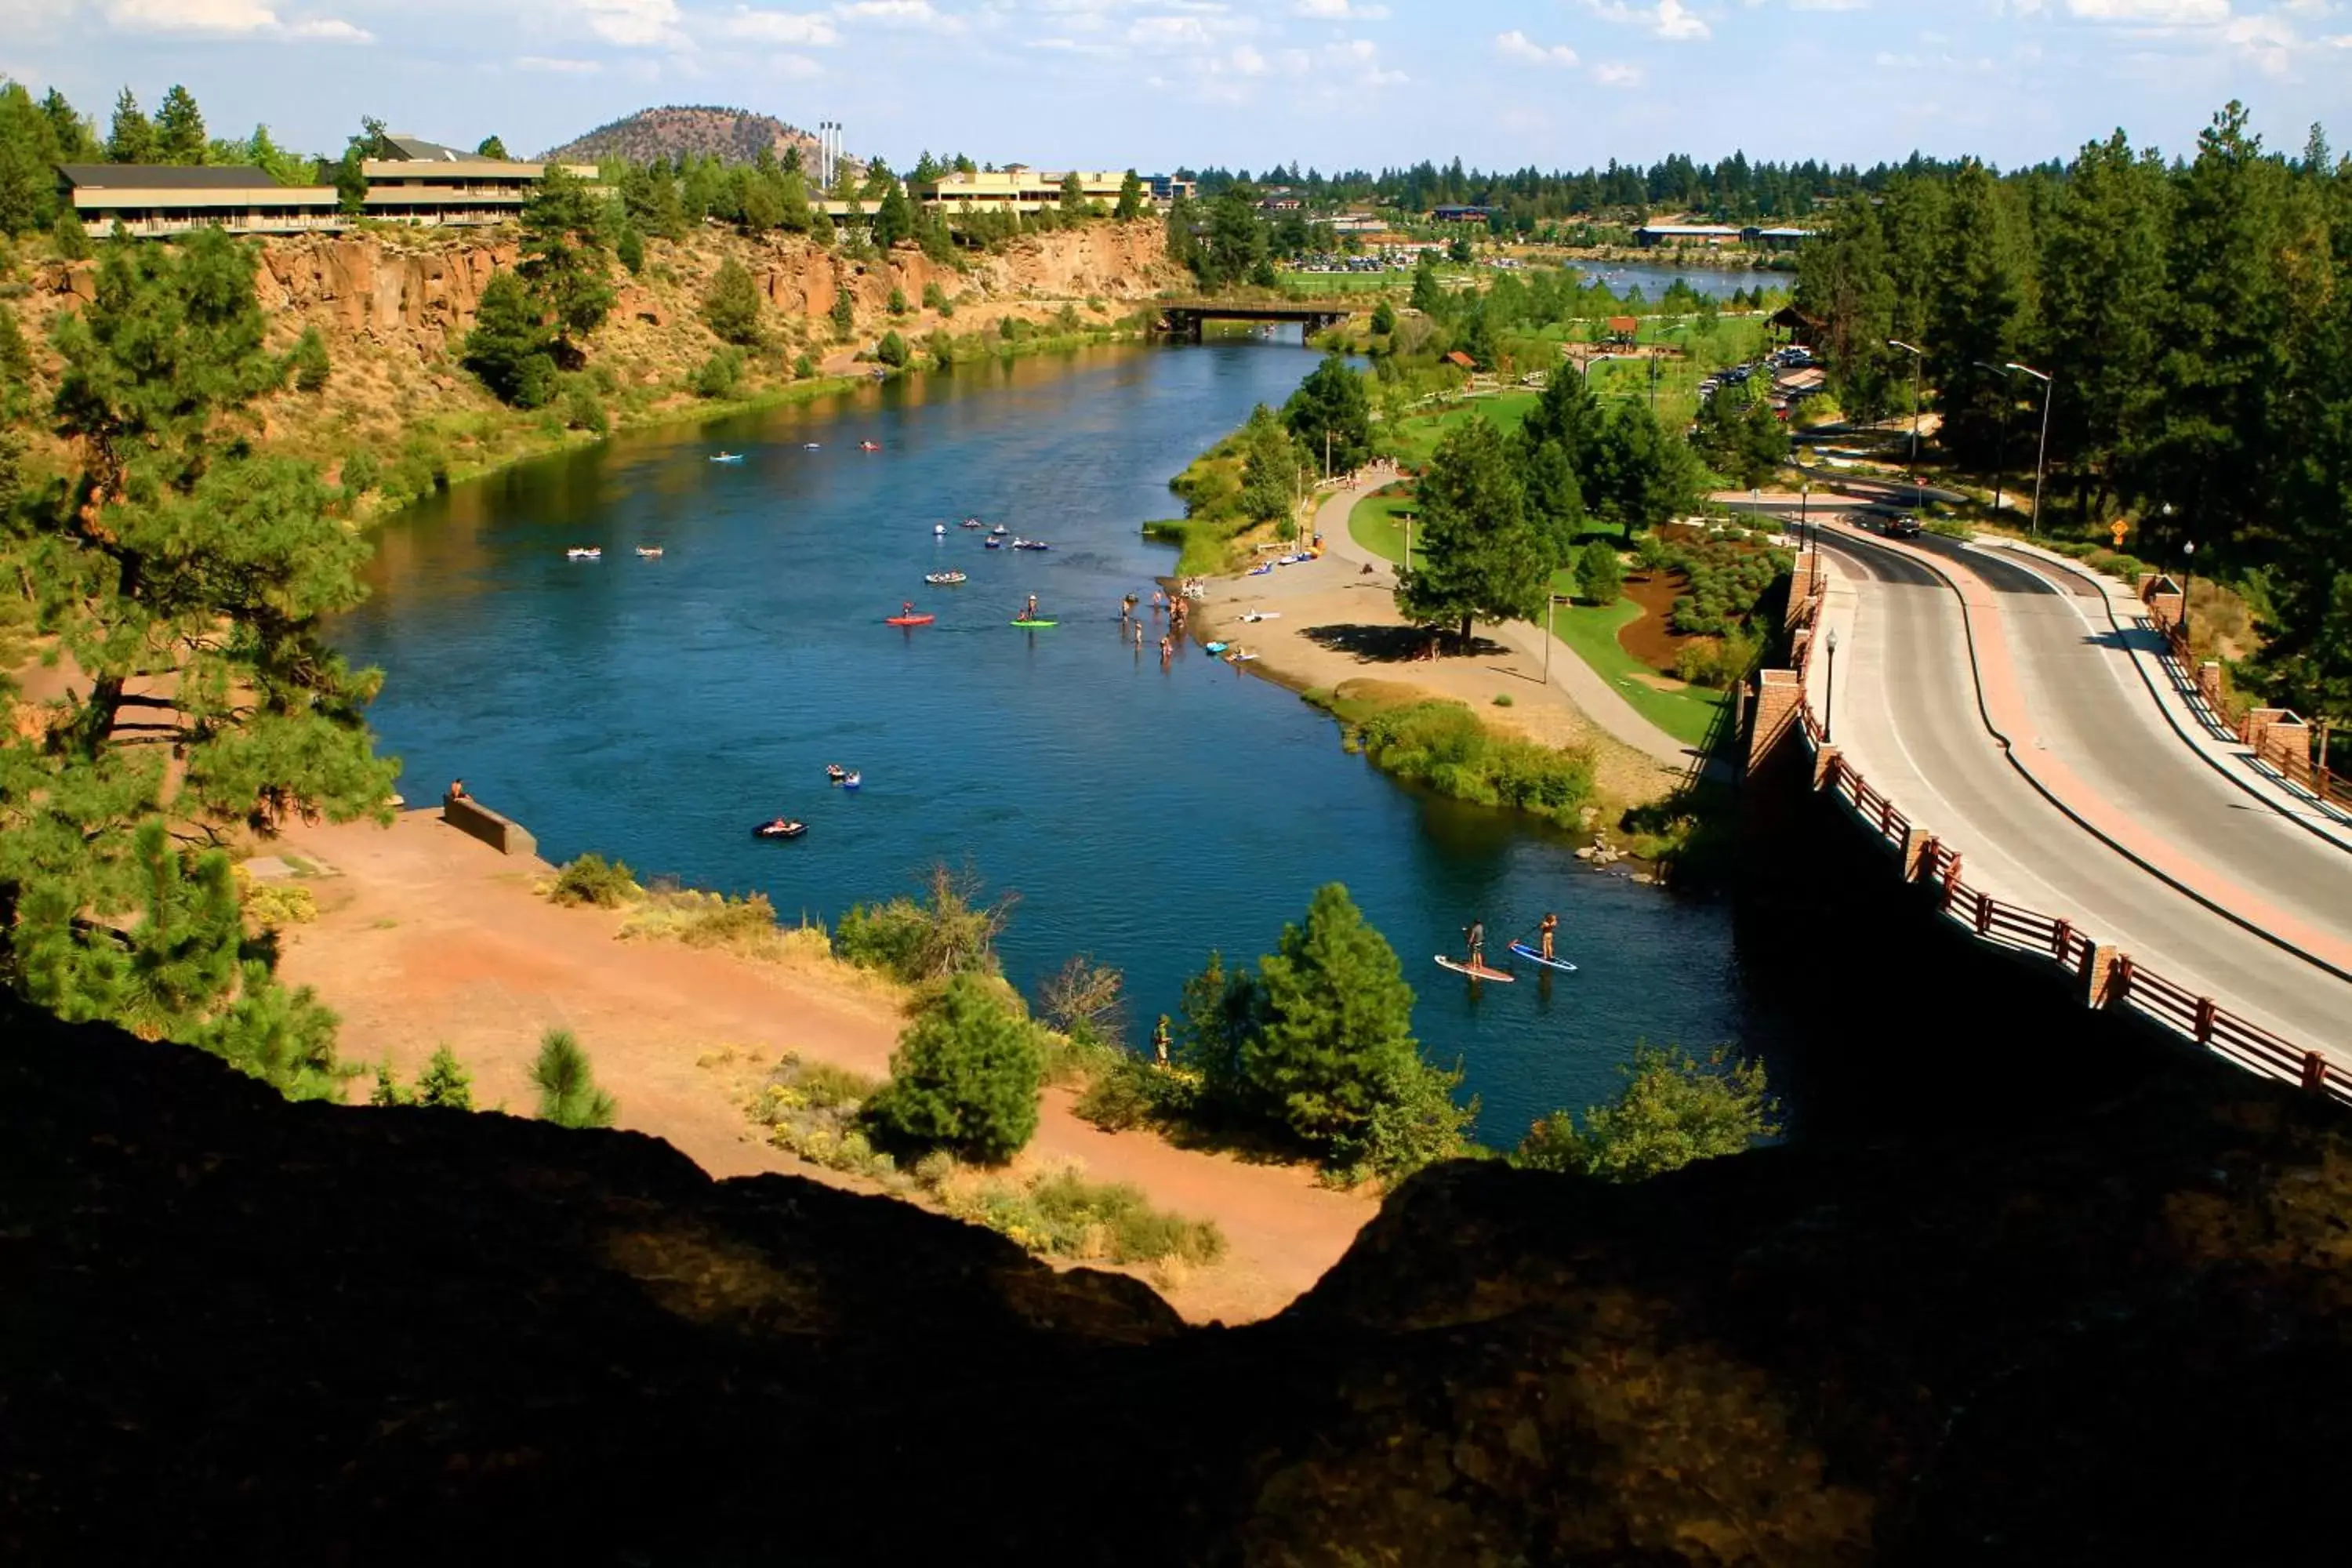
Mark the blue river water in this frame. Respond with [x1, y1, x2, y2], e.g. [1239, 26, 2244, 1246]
[337, 336, 1782, 1144]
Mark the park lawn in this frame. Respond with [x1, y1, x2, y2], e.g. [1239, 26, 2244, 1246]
[1279, 273, 1399, 295]
[1543, 569, 1729, 750]
[1348, 492, 1730, 750]
[1377, 390, 1541, 467]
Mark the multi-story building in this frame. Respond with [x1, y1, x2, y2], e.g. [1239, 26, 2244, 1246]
[910, 166, 1191, 215]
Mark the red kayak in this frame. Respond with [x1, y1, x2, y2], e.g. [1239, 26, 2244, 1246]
[885, 613, 935, 626]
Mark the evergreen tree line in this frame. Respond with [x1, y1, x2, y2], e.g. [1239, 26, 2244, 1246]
[1177, 147, 2002, 231]
[1795, 101, 2352, 723]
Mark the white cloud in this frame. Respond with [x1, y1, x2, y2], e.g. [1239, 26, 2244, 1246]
[1584, 0, 1712, 40]
[768, 49, 823, 75]
[1592, 59, 1645, 84]
[517, 53, 603, 71]
[1293, 0, 1390, 16]
[1232, 42, 1269, 71]
[576, 0, 687, 48]
[1127, 11, 1258, 45]
[1496, 28, 1580, 64]
[720, 5, 840, 44]
[1789, 0, 1871, 10]
[2063, 0, 2229, 20]
[103, 0, 372, 39]
[835, 0, 964, 28]
[1321, 35, 1404, 84]
[2223, 9, 2296, 67]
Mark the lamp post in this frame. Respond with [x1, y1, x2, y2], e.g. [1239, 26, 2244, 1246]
[2005, 361, 2053, 539]
[1976, 360, 2015, 514]
[1543, 593, 1563, 684]
[1824, 626, 1840, 744]
[1800, 482, 1811, 556]
[2180, 539, 2196, 641]
[1888, 339, 1926, 511]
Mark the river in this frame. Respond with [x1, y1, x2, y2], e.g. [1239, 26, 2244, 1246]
[339, 336, 1786, 1145]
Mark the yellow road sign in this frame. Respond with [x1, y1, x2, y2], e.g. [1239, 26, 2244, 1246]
[2110, 519, 2129, 548]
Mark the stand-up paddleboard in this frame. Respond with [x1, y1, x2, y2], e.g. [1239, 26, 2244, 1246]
[1434, 955, 1514, 982]
[1010, 618, 1058, 628]
[1508, 942, 1578, 974]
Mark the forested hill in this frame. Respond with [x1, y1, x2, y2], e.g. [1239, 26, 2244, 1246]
[539, 105, 843, 170]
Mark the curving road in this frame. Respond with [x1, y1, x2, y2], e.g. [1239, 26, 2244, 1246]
[1809, 522, 2352, 1055]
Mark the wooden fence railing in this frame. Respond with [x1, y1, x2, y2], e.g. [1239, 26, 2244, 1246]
[1782, 560, 2348, 1104]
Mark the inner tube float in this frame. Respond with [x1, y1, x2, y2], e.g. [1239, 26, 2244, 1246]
[826, 764, 848, 783]
[924, 571, 967, 585]
[753, 818, 807, 839]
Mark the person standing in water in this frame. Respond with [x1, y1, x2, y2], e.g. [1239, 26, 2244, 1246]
[1464, 918, 1486, 971]
[1537, 911, 1559, 963]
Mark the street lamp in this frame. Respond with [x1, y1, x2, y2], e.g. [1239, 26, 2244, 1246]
[2180, 539, 2196, 641]
[1543, 593, 1564, 683]
[1976, 361, 2016, 515]
[2005, 361, 2053, 539]
[1800, 482, 1811, 557]
[1888, 339, 1926, 511]
[1824, 626, 1840, 744]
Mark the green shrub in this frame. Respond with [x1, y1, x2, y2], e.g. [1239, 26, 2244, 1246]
[1515, 1044, 1777, 1181]
[861, 974, 1042, 1163]
[1355, 700, 1594, 822]
[547, 851, 640, 908]
[887, 285, 909, 315]
[691, 345, 746, 399]
[1491, 692, 1513, 706]
[876, 329, 909, 368]
[531, 1028, 617, 1129]
[414, 1044, 475, 1110]
[339, 448, 381, 495]
[921, 280, 947, 311]
[562, 381, 608, 435]
[793, 351, 816, 380]
[1575, 539, 1624, 605]
[288, 325, 332, 393]
[833, 865, 1012, 983]
[1073, 1054, 1201, 1131]
[621, 887, 779, 949]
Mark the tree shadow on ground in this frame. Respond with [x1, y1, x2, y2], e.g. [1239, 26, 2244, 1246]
[1305, 623, 1512, 665]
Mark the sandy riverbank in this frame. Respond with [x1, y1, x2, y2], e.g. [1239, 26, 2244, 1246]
[1182, 503, 1687, 810]
[270, 809, 1375, 1326]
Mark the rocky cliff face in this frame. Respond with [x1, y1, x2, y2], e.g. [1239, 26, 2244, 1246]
[8, 1001, 2350, 1565]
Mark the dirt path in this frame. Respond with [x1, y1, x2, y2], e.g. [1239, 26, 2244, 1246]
[273, 810, 1374, 1325]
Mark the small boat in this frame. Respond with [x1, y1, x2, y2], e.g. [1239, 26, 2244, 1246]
[635, 546, 664, 558]
[982, 535, 1004, 549]
[885, 612, 936, 626]
[924, 571, 967, 586]
[842, 771, 862, 790]
[565, 546, 602, 561]
[858, 441, 881, 452]
[990, 524, 1008, 535]
[803, 442, 822, 450]
[826, 764, 848, 783]
[709, 452, 745, 464]
[753, 818, 807, 840]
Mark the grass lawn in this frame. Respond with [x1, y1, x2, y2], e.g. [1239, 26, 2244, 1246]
[1377, 389, 1541, 467]
[1348, 491, 1728, 749]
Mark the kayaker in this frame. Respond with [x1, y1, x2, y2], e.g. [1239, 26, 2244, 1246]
[901, 601, 914, 617]
[1538, 911, 1559, 963]
[1464, 918, 1486, 971]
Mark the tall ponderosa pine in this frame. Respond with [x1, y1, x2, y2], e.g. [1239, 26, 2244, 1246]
[104, 87, 154, 165]
[873, 177, 915, 249]
[1236, 403, 1301, 524]
[3, 228, 392, 1091]
[1925, 162, 2036, 470]
[1589, 402, 1700, 542]
[862, 974, 1042, 1163]
[461, 270, 557, 408]
[1398, 415, 1548, 644]
[154, 84, 206, 165]
[1238, 884, 1421, 1154]
[517, 164, 615, 358]
[1115, 169, 1145, 222]
[1795, 196, 1898, 422]
[42, 89, 96, 161]
[0, 83, 63, 238]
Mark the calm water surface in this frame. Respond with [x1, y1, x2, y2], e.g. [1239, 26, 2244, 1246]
[339, 338, 1783, 1141]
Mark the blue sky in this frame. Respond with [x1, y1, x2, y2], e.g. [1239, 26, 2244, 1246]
[5, 1, 2347, 173]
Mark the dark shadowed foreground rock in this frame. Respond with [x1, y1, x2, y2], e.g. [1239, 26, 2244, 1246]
[5, 1003, 2350, 1565]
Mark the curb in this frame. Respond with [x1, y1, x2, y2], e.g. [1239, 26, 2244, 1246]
[1815, 523, 2352, 989]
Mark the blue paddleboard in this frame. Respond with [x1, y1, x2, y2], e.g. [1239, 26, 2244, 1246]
[1508, 941, 1577, 974]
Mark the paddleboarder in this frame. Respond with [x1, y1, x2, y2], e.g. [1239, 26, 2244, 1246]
[1537, 911, 1559, 964]
[1025, 593, 1040, 622]
[1464, 917, 1486, 972]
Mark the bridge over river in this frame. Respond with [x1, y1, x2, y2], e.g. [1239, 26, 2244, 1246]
[1745, 514, 2352, 1097]
[1154, 299, 1360, 341]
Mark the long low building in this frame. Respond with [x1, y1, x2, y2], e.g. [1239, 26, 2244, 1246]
[911, 165, 1192, 214]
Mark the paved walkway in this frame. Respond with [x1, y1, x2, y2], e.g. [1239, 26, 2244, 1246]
[1312, 477, 1703, 772]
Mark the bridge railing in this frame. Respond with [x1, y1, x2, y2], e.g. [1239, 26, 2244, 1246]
[1778, 554, 2350, 1105]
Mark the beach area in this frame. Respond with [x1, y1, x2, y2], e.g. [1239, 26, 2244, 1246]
[268, 810, 1377, 1327]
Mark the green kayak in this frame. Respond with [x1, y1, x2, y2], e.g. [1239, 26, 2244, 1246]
[1009, 618, 1058, 628]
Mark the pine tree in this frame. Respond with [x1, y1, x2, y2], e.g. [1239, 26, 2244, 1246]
[476, 134, 509, 161]
[873, 177, 915, 249]
[1517, 361, 1608, 478]
[415, 1044, 475, 1109]
[1925, 161, 2035, 470]
[517, 165, 615, 355]
[531, 1029, 616, 1128]
[1575, 539, 1624, 606]
[41, 89, 95, 161]
[1589, 402, 1700, 542]
[287, 325, 332, 393]
[829, 287, 856, 339]
[1115, 169, 1145, 222]
[1060, 169, 1088, 216]
[861, 975, 1042, 1163]
[1515, 1044, 1779, 1181]
[1239, 884, 1421, 1154]
[1279, 354, 1372, 476]
[1236, 403, 1300, 524]
[461, 271, 557, 407]
[1397, 414, 1548, 644]
[104, 87, 154, 165]
[2, 232, 386, 1087]
[154, 85, 206, 165]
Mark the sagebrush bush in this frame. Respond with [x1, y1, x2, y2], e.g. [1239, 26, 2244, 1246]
[547, 852, 639, 908]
